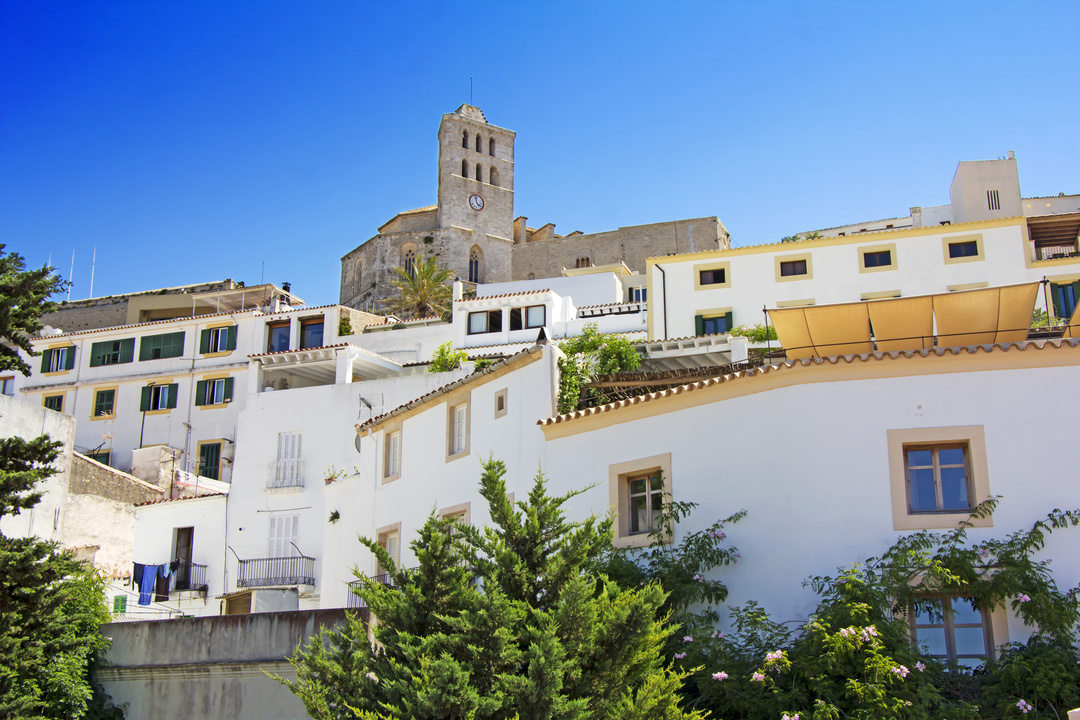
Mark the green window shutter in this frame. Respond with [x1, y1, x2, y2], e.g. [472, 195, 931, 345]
[140, 386, 152, 412]
[112, 595, 126, 613]
[226, 326, 237, 351]
[120, 338, 135, 363]
[200, 329, 211, 354]
[139, 338, 152, 361]
[64, 347, 75, 370]
[724, 311, 733, 333]
[694, 315, 705, 336]
[89, 342, 104, 367]
[194, 380, 207, 406]
[223, 377, 234, 402]
[1050, 283, 1063, 319]
[166, 384, 178, 409]
[41, 349, 52, 373]
[164, 332, 184, 358]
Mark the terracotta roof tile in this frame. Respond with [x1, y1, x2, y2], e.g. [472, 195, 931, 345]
[456, 290, 551, 303]
[134, 493, 226, 508]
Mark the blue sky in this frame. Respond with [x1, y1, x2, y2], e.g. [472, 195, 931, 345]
[2, 1, 1077, 308]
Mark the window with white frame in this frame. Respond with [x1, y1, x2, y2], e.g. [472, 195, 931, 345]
[195, 377, 233, 407]
[447, 401, 469, 459]
[268, 514, 300, 558]
[384, 429, 401, 480]
[272, 432, 303, 488]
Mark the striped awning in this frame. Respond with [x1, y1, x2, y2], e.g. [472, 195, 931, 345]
[769, 282, 1041, 360]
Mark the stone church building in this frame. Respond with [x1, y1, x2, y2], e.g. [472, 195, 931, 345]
[339, 105, 729, 312]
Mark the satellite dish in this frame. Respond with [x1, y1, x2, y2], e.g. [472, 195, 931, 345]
[354, 434, 363, 455]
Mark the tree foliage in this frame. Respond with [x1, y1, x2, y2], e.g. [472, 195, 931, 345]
[0, 244, 68, 375]
[428, 342, 468, 373]
[283, 458, 702, 720]
[556, 324, 642, 414]
[387, 256, 453, 320]
[0, 436, 120, 719]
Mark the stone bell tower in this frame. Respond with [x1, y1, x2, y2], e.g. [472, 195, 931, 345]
[436, 105, 515, 246]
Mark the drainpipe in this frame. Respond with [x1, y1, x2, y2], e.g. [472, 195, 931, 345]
[656, 263, 668, 339]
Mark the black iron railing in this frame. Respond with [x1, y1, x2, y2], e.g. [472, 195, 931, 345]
[347, 573, 398, 608]
[169, 562, 208, 592]
[237, 555, 316, 588]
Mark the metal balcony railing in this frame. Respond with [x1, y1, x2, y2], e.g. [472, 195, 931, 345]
[169, 562, 208, 592]
[267, 459, 305, 489]
[346, 573, 397, 608]
[1036, 242, 1080, 261]
[237, 555, 316, 588]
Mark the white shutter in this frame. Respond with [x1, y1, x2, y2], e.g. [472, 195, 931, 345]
[276, 432, 303, 485]
[268, 514, 300, 557]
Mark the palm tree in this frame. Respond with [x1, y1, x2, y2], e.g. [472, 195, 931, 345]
[387, 256, 454, 319]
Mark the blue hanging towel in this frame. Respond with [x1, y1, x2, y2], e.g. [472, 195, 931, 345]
[138, 564, 160, 606]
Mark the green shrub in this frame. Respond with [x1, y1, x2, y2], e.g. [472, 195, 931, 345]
[428, 342, 468, 372]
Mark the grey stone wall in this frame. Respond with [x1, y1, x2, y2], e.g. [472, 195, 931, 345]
[70, 453, 164, 505]
[96, 609, 355, 720]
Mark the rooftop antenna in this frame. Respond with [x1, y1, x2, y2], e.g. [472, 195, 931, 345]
[261, 260, 265, 285]
[88, 247, 96, 298]
[470, 75, 473, 104]
[67, 250, 74, 301]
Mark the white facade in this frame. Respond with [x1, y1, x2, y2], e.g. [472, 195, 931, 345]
[648, 217, 1080, 341]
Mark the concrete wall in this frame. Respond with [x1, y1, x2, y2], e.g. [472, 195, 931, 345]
[512, 216, 725, 281]
[950, 157, 1022, 224]
[96, 609, 353, 720]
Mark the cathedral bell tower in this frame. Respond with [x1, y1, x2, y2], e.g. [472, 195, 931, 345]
[436, 105, 515, 253]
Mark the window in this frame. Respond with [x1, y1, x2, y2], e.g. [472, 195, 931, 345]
[462, 130, 468, 148]
[910, 597, 992, 668]
[987, 189, 1000, 211]
[440, 503, 471, 536]
[1049, 280, 1080, 320]
[89, 338, 134, 367]
[299, 317, 324, 349]
[699, 268, 726, 285]
[575, 257, 591, 269]
[475, 134, 481, 152]
[695, 311, 733, 336]
[384, 429, 401, 481]
[942, 235, 984, 264]
[200, 326, 237, 354]
[489, 166, 500, 187]
[467, 310, 502, 334]
[93, 388, 115, 418]
[461, 160, 468, 178]
[268, 514, 300, 558]
[195, 377, 233, 407]
[609, 453, 672, 549]
[41, 346, 75, 374]
[494, 388, 507, 418]
[267, 321, 290, 352]
[197, 441, 222, 480]
[780, 259, 807, 276]
[488, 137, 495, 156]
[43, 394, 64, 412]
[447, 401, 469, 460]
[376, 526, 400, 576]
[112, 595, 127, 614]
[403, 246, 418, 278]
[629, 286, 647, 303]
[139, 332, 185, 361]
[474, 162, 481, 182]
[140, 383, 178, 412]
[1, 377, 13, 396]
[86, 450, 111, 466]
[173, 527, 195, 590]
[509, 305, 545, 331]
[864, 250, 892, 267]
[469, 246, 482, 283]
[271, 432, 303, 488]
[887, 426, 991, 531]
[905, 444, 972, 514]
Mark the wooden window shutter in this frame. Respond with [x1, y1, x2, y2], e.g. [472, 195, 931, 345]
[194, 380, 207, 406]
[725, 311, 733, 332]
[119, 338, 135, 363]
[167, 384, 178, 409]
[40, 349, 51, 373]
[140, 386, 152, 411]
[200, 329, 211, 354]
[223, 377, 234, 402]
[226, 326, 237, 351]
[64, 347, 75, 370]
[694, 315, 705, 336]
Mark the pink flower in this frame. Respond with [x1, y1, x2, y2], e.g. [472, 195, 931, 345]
[765, 650, 783, 662]
[712, 671, 728, 681]
[711, 630, 723, 638]
[751, 672, 765, 682]
[693, 574, 702, 581]
[1017, 699, 1033, 714]
[915, 661, 925, 672]
[674, 652, 686, 659]
[781, 715, 800, 720]
[683, 635, 694, 643]
[1018, 594, 1031, 603]
[891, 665, 909, 678]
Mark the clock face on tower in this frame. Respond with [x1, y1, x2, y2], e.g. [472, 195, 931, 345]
[469, 194, 484, 211]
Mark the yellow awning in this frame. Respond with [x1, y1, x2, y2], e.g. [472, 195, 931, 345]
[768, 282, 1041, 359]
[1064, 303, 1080, 339]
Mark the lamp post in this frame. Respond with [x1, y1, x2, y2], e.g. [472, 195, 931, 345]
[138, 381, 156, 449]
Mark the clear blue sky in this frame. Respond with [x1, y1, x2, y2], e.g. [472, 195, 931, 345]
[2, 1, 1077, 308]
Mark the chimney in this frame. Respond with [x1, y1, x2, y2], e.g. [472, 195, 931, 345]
[452, 279, 463, 302]
[1007, 150, 1015, 159]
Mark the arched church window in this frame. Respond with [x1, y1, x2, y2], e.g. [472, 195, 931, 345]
[462, 131, 468, 148]
[575, 257, 591, 269]
[476, 163, 483, 183]
[488, 138, 495, 156]
[402, 245, 418, 278]
[461, 160, 468, 178]
[475, 134, 482, 152]
[468, 246, 483, 284]
[489, 166, 500, 187]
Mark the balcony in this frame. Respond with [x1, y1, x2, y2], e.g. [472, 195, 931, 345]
[346, 572, 396, 609]
[267, 459, 305, 489]
[169, 562, 208, 593]
[1035, 242, 1080, 261]
[237, 554, 316, 588]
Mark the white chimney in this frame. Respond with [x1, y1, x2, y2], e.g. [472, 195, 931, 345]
[452, 280, 464, 302]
